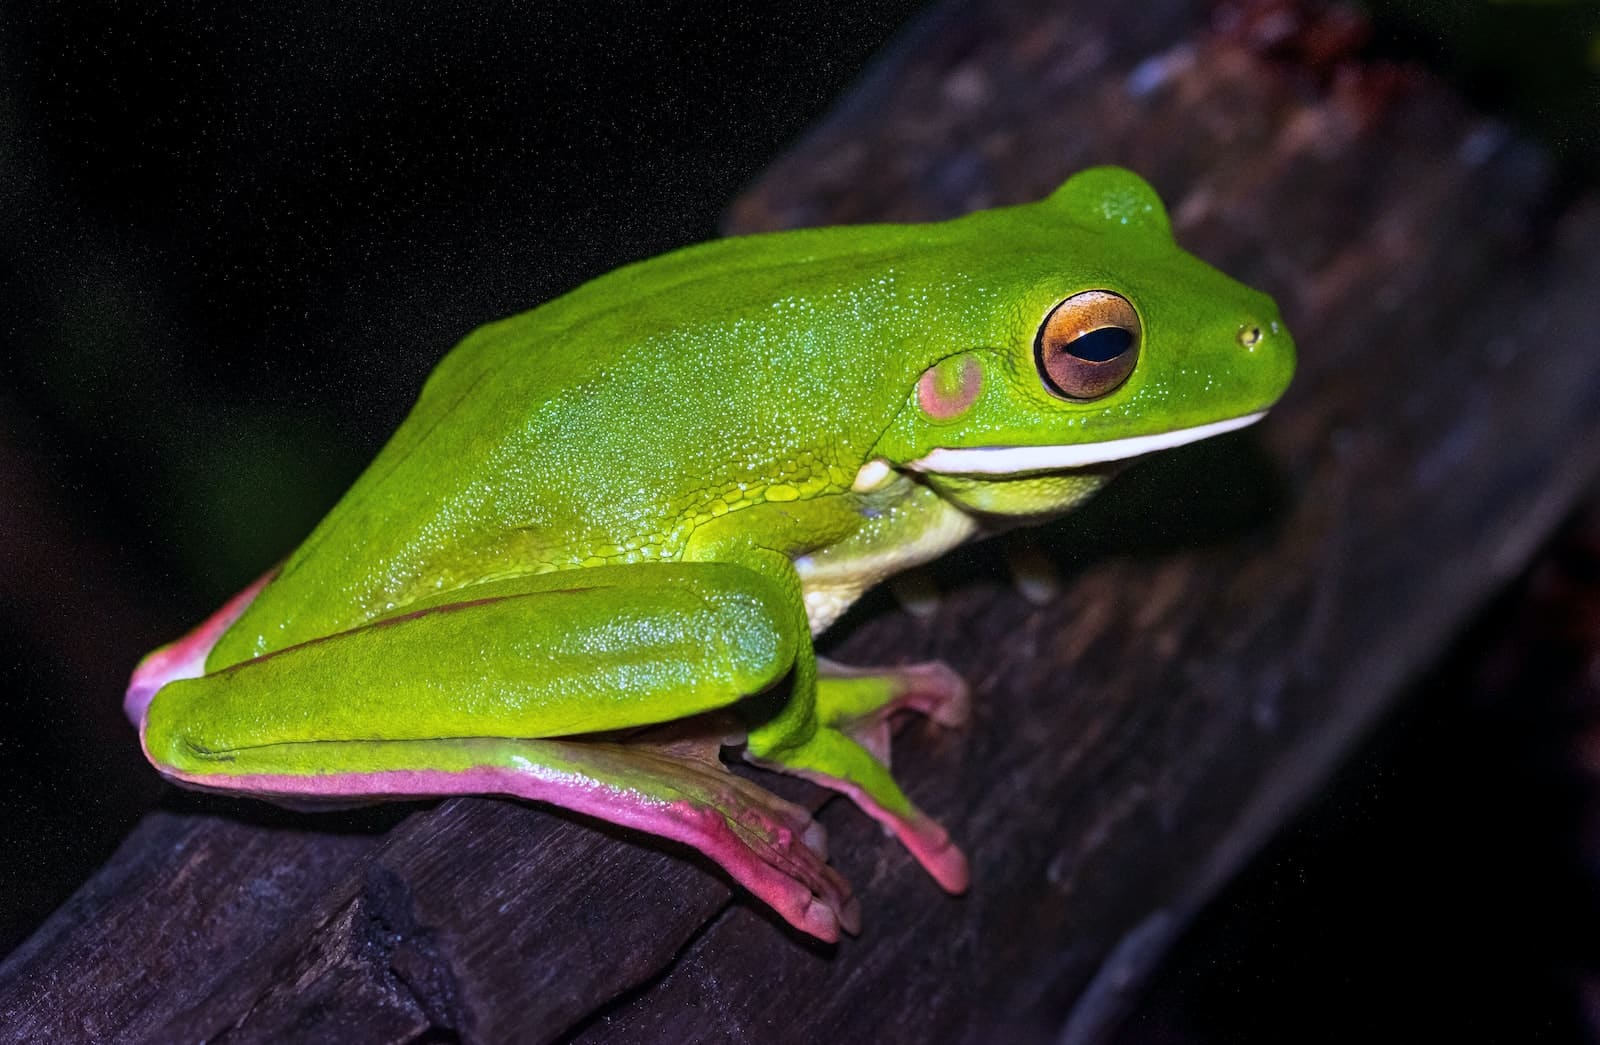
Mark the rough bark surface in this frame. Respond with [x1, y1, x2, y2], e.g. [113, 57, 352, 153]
[5, 1, 1600, 1042]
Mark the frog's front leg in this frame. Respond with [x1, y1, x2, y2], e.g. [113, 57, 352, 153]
[688, 522, 973, 898]
[137, 563, 858, 940]
[745, 654, 972, 894]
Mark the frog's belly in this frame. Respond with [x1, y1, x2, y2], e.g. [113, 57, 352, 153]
[794, 499, 978, 634]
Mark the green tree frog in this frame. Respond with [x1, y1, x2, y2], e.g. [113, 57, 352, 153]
[125, 168, 1294, 941]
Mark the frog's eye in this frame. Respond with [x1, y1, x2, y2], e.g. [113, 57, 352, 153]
[1035, 291, 1142, 400]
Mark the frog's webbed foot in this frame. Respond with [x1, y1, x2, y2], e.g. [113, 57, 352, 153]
[745, 659, 971, 895]
[813, 657, 970, 766]
[565, 735, 860, 939]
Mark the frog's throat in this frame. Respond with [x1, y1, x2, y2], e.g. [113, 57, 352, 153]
[904, 410, 1267, 476]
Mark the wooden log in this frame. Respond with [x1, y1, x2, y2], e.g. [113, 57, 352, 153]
[4, 0, 1599, 1041]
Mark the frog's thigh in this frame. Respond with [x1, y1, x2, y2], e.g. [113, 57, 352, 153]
[144, 562, 800, 769]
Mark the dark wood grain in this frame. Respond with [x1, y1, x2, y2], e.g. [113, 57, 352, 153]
[5, 0, 1600, 1042]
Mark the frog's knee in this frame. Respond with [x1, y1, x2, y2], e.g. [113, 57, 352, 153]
[713, 592, 800, 688]
[697, 574, 799, 693]
[140, 678, 213, 774]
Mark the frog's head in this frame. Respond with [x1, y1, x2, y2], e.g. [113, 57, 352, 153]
[869, 166, 1295, 518]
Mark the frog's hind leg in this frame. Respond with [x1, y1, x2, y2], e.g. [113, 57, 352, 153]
[139, 563, 858, 940]
[745, 658, 971, 894]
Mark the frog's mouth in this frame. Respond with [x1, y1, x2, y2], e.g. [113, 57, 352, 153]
[904, 411, 1267, 476]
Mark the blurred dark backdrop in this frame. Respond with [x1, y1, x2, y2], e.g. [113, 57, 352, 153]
[2, 0, 1598, 1040]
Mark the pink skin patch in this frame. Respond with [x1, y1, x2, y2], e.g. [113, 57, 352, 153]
[145, 734, 860, 942]
[916, 354, 983, 420]
[124, 568, 277, 726]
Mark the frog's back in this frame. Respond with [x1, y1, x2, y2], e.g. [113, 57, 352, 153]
[209, 217, 1005, 666]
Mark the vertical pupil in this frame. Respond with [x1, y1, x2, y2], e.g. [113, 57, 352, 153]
[1064, 326, 1132, 362]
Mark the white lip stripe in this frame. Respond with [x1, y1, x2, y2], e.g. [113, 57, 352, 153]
[906, 411, 1268, 475]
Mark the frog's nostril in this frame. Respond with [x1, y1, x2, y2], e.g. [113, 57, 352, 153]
[1236, 323, 1264, 350]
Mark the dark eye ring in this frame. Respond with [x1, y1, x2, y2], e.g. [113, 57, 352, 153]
[1034, 291, 1142, 400]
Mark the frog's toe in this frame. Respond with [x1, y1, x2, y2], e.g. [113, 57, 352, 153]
[814, 768, 970, 895]
[837, 892, 863, 936]
[794, 891, 859, 941]
[798, 899, 841, 942]
[1005, 543, 1062, 606]
[887, 570, 943, 619]
[802, 817, 829, 861]
[882, 660, 970, 728]
[702, 804, 856, 940]
[896, 810, 970, 894]
[672, 766, 858, 939]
